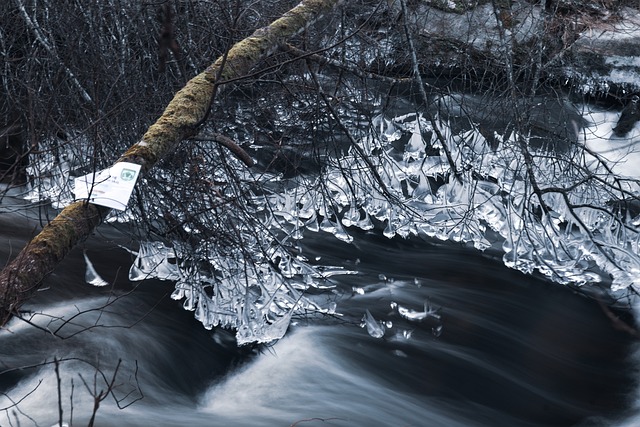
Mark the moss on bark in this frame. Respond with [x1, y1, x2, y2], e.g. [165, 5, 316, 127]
[0, 202, 105, 325]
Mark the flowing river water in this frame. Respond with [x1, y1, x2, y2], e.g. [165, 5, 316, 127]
[1, 199, 638, 427]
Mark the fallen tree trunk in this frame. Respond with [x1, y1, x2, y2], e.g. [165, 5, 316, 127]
[0, 0, 341, 326]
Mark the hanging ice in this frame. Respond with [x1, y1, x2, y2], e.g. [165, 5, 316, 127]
[236, 309, 294, 346]
[83, 251, 109, 287]
[129, 241, 180, 281]
[361, 309, 385, 338]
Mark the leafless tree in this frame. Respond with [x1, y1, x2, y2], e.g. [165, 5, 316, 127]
[1, 0, 639, 352]
[1, 0, 640, 422]
[1, 357, 142, 426]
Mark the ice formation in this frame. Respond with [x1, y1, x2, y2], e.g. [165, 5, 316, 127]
[83, 251, 109, 287]
[126, 240, 344, 345]
[264, 108, 640, 291]
[23, 98, 640, 345]
[361, 309, 385, 338]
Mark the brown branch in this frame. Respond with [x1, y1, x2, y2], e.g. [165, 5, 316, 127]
[54, 357, 64, 427]
[190, 132, 254, 167]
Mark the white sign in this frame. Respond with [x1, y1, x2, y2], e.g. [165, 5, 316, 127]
[73, 162, 142, 211]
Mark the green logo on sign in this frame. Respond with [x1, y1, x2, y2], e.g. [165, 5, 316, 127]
[120, 168, 137, 181]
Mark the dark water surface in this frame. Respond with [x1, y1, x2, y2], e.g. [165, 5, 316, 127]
[0, 207, 637, 426]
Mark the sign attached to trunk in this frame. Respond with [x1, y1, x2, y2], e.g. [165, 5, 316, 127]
[73, 162, 141, 211]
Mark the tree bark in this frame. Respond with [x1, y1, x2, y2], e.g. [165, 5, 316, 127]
[0, 0, 341, 326]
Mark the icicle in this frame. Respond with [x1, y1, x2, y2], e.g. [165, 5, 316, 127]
[333, 220, 353, 243]
[361, 309, 385, 338]
[278, 254, 296, 278]
[83, 251, 109, 287]
[305, 213, 320, 232]
[290, 224, 304, 240]
[129, 241, 180, 281]
[383, 215, 396, 238]
[342, 204, 361, 227]
[257, 310, 294, 344]
[356, 211, 374, 230]
[319, 216, 337, 234]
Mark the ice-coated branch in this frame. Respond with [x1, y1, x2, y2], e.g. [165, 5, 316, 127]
[0, 0, 342, 326]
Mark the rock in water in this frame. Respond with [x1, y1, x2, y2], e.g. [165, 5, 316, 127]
[613, 95, 640, 137]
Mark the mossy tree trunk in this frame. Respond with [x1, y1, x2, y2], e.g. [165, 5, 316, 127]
[0, 0, 341, 326]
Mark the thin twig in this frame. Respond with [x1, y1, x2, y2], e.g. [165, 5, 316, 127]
[54, 357, 64, 427]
